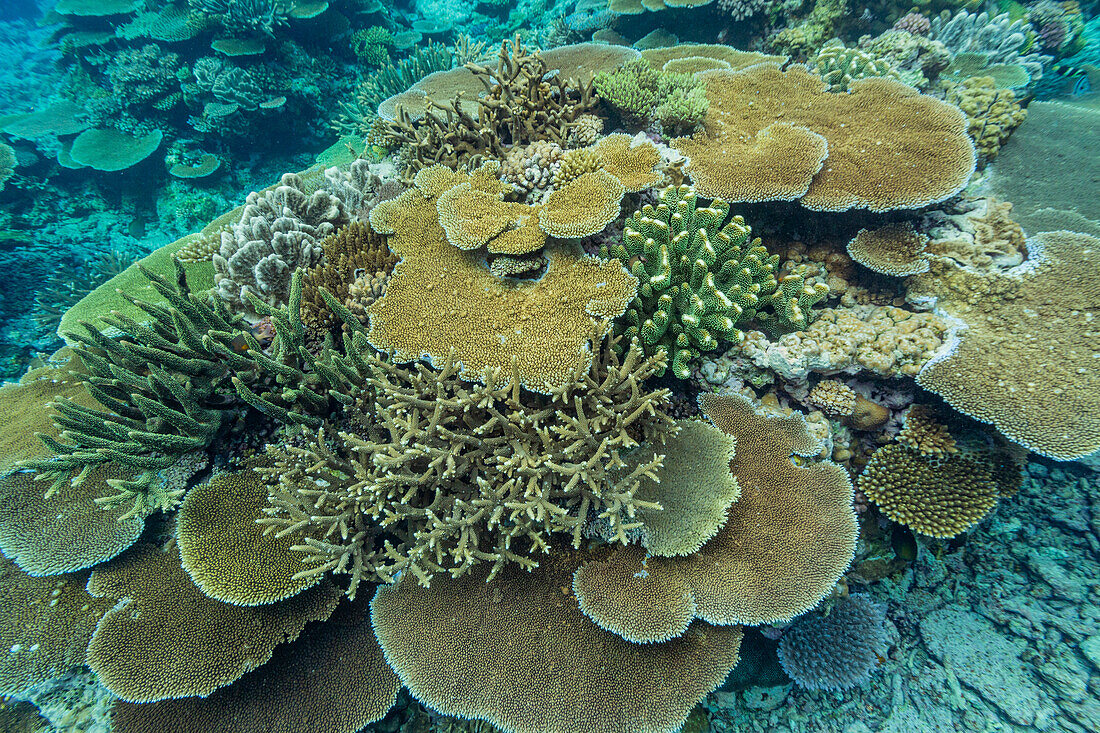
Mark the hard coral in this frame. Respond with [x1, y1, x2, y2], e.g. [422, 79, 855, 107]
[572, 392, 857, 643]
[673, 63, 975, 212]
[911, 230, 1100, 459]
[85, 543, 341, 702]
[946, 77, 1027, 165]
[300, 222, 398, 333]
[259, 331, 675, 597]
[777, 594, 888, 690]
[370, 549, 743, 733]
[858, 444, 999, 537]
[810, 40, 901, 92]
[213, 173, 347, 315]
[847, 225, 931, 277]
[366, 166, 638, 393]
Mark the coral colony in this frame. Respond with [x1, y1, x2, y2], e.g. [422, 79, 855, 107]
[0, 1, 1099, 732]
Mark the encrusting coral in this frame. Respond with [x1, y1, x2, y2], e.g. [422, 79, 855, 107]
[673, 63, 975, 212]
[910, 230, 1100, 459]
[602, 185, 826, 378]
[572, 392, 857, 643]
[777, 594, 888, 691]
[366, 165, 638, 393]
[258, 330, 675, 598]
[858, 443, 1000, 538]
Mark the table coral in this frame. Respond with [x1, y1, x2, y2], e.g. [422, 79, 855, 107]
[366, 166, 638, 393]
[910, 230, 1100, 459]
[847, 225, 931, 277]
[572, 392, 857, 643]
[370, 549, 743, 733]
[673, 63, 975, 212]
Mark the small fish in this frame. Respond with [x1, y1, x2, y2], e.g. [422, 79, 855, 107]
[891, 524, 917, 562]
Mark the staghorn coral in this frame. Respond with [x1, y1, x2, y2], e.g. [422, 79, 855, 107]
[213, 173, 347, 315]
[810, 39, 901, 92]
[299, 222, 397, 332]
[370, 548, 743, 733]
[571, 392, 857, 644]
[740, 305, 949, 382]
[177, 465, 323, 607]
[602, 185, 825, 378]
[594, 57, 708, 134]
[0, 463, 144, 577]
[847, 225, 931, 276]
[0, 558, 112, 697]
[109, 595, 399, 733]
[366, 166, 638, 393]
[858, 444, 999, 537]
[85, 543, 341, 702]
[930, 10, 1051, 82]
[898, 404, 958, 457]
[378, 37, 600, 179]
[673, 63, 975, 212]
[258, 331, 675, 598]
[777, 594, 888, 691]
[910, 230, 1100, 459]
[946, 77, 1027, 165]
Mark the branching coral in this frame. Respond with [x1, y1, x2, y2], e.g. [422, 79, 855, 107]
[810, 40, 901, 92]
[777, 594, 888, 690]
[300, 222, 397, 332]
[602, 185, 825, 378]
[673, 63, 975, 212]
[258, 330, 675, 598]
[593, 58, 708, 135]
[377, 36, 600, 178]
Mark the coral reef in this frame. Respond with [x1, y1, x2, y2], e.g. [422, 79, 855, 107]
[810, 39, 901, 92]
[673, 63, 975, 212]
[777, 594, 888, 690]
[946, 77, 1027, 165]
[847, 225, 931, 276]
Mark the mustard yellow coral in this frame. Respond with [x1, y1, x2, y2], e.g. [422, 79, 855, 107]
[592, 133, 666, 193]
[539, 169, 626, 239]
[673, 63, 975, 212]
[847, 226, 931, 277]
[366, 168, 638, 393]
[858, 444, 998, 537]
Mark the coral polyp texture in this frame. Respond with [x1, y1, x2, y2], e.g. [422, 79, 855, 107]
[777, 594, 888, 691]
[673, 63, 976, 212]
[910, 231, 1100, 459]
[847, 226, 931, 277]
[365, 166, 638, 393]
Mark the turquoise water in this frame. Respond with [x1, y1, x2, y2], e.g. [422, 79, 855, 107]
[0, 1, 1098, 732]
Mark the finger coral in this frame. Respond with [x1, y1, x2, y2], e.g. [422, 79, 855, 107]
[673, 63, 975, 212]
[777, 594, 888, 690]
[259, 331, 675, 597]
[370, 550, 743, 733]
[602, 185, 825, 378]
[572, 392, 857, 644]
[365, 166, 638, 393]
[300, 221, 398, 332]
[911, 230, 1100, 459]
[85, 543, 341, 702]
[810, 39, 901, 92]
[858, 444, 999, 537]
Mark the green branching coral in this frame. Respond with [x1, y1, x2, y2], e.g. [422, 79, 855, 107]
[18, 261, 369, 517]
[594, 58, 708, 135]
[602, 185, 825, 379]
[350, 26, 394, 67]
[810, 40, 902, 92]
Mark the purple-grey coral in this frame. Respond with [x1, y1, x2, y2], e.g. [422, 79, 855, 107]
[777, 594, 888, 690]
